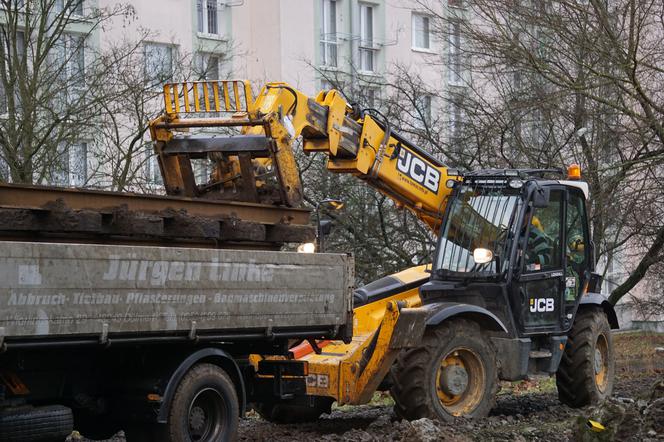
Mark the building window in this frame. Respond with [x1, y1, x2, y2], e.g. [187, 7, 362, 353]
[145, 147, 162, 185]
[412, 13, 430, 50]
[198, 53, 220, 80]
[197, 0, 219, 35]
[64, 34, 85, 83]
[359, 3, 377, 72]
[449, 99, 463, 139]
[1, 30, 25, 114]
[527, 109, 544, 146]
[144, 43, 173, 84]
[16, 30, 25, 58]
[364, 87, 380, 108]
[53, 142, 87, 186]
[55, 0, 84, 15]
[416, 94, 432, 127]
[448, 21, 463, 85]
[69, 142, 87, 186]
[320, 0, 338, 67]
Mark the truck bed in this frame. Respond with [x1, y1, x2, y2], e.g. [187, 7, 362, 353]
[0, 242, 353, 347]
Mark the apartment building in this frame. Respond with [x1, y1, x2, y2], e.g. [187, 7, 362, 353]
[34, 0, 461, 188]
[0, 0, 466, 186]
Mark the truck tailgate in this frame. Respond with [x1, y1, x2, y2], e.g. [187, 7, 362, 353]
[0, 242, 353, 343]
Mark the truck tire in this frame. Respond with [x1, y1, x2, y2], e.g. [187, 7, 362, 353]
[165, 363, 238, 442]
[556, 308, 614, 407]
[255, 396, 333, 423]
[391, 319, 498, 422]
[0, 404, 73, 442]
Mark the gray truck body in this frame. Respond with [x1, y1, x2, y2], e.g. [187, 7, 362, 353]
[0, 241, 353, 343]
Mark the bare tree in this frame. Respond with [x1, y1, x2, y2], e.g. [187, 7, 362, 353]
[399, 0, 664, 305]
[90, 35, 237, 192]
[0, 0, 137, 184]
[297, 64, 436, 283]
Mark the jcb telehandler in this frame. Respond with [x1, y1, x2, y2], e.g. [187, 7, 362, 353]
[149, 80, 618, 432]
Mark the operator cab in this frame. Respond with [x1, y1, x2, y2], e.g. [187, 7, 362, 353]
[424, 167, 598, 337]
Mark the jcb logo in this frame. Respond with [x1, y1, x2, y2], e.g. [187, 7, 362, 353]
[396, 149, 440, 194]
[530, 298, 555, 313]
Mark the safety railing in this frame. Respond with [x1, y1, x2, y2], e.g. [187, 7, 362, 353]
[163, 80, 255, 116]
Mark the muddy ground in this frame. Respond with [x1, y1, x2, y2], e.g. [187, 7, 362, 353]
[72, 332, 664, 441]
[238, 373, 663, 441]
[237, 331, 664, 441]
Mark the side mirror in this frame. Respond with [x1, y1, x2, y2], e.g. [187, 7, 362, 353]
[319, 219, 334, 236]
[532, 186, 550, 208]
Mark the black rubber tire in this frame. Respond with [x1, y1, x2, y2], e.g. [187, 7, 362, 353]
[158, 363, 239, 442]
[0, 404, 73, 442]
[390, 319, 498, 422]
[556, 308, 615, 407]
[255, 396, 333, 424]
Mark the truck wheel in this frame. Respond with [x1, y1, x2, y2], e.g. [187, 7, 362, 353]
[164, 363, 239, 442]
[255, 396, 333, 423]
[0, 404, 73, 442]
[391, 319, 498, 422]
[556, 308, 614, 407]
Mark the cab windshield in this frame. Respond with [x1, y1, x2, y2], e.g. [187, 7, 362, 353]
[435, 183, 522, 276]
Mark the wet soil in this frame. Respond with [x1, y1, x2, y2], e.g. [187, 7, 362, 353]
[237, 372, 663, 441]
[235, 331, 664, 441]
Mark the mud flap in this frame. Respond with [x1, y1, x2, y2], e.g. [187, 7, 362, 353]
[389, 307, 427, 349]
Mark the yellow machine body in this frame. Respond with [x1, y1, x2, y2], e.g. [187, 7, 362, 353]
[301, 266, 429, 405]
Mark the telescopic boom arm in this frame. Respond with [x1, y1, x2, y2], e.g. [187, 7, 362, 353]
[149, 80, 455, 231]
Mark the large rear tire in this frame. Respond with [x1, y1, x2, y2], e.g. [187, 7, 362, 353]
[556, 308, 614, 407]
[0, 405, 73, 442]
[390, 319, 498, 422]
[146, 363, 239, 442]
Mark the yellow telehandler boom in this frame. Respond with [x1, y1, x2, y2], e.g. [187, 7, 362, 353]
[149, 80, 456, 231]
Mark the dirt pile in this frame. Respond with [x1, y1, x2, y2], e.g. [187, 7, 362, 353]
[574, 378, 664, 442]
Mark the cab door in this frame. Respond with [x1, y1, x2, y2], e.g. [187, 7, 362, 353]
[562, 188, 592, 330]
[514, 188, 566, 334]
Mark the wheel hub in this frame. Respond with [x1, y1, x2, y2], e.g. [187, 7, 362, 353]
[594, 348, 603, 375]
[440, 364, 469, 396]
[189, 406, 206, 432]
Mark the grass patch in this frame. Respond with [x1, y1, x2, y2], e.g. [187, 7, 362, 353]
[498, 376, 557, 396]
[333, 391, 394, 412]
[614, 331, 664, 359]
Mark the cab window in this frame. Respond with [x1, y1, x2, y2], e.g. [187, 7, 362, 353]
[565, 190, 589, 301]
[524, 190, 563, 272]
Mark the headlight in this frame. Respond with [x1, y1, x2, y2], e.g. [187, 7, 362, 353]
[508, 178, 523, 189]
[473, 247, 494, 264]
[297, 242, 316, 253]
